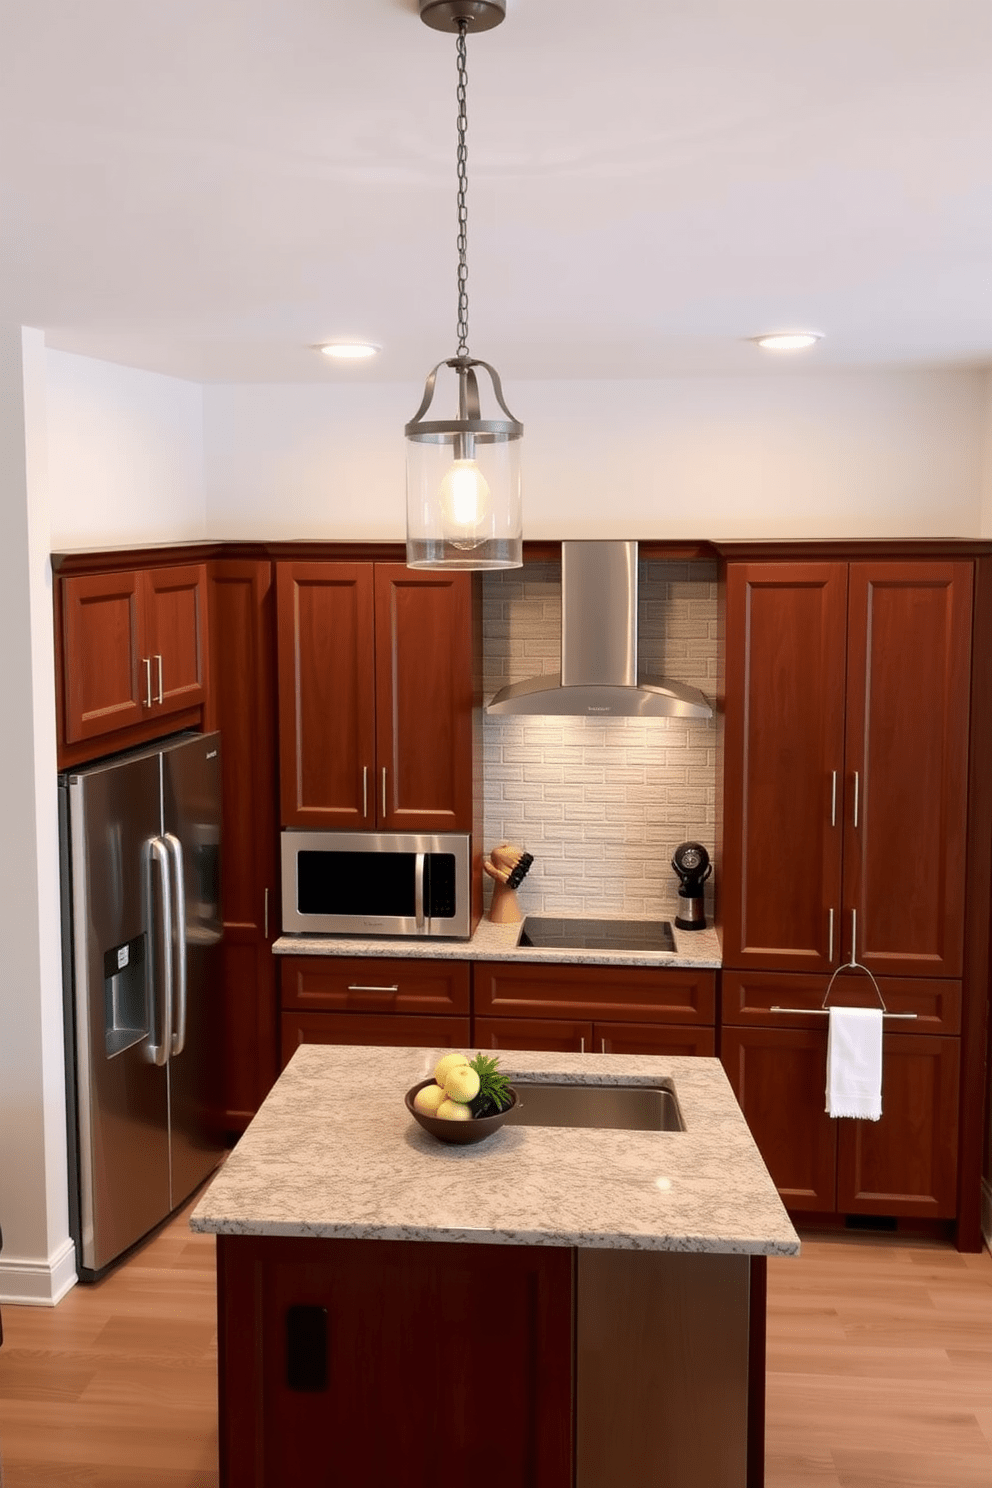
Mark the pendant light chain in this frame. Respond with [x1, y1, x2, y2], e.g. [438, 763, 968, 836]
[455, 19, 470, 358]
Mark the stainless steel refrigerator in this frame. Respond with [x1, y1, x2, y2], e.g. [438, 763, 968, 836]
[59, 731, 224, 1279]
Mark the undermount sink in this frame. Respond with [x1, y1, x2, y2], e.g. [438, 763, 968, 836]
[504, 1080, 685, 1133]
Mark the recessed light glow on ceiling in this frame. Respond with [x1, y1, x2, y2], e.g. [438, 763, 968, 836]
[753, 332, 823, 352]
[317, 342, 380, 360]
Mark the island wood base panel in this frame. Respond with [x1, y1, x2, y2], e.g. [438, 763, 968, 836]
[216, 1234, 573, 1488]
[215, 1235, 764, 1488]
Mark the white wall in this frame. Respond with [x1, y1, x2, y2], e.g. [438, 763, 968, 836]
[981, 371, 992, 539]
[1, 347, 206, 1307]
[204, 368, 992, 541]
[0, 327, 75, 1305]
[46, 350, 206, 550]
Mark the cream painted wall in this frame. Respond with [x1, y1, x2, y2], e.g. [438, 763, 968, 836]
[45, 350, 206, 551]
[0, 327, 75, 1305]
[204, 369, 991, 542]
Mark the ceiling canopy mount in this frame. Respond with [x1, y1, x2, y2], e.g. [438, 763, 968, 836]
[418, 1, 507, 34]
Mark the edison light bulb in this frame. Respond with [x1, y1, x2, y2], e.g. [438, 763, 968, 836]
[438, 458, 491, 549]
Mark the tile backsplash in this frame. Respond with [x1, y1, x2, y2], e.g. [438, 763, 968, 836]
[482, 559, 718, 919]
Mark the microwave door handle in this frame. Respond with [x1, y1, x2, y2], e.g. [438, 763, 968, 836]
[144, 836, 173, 1066]
[164, 833, 188, 1057]
[414, 852, 425, 930]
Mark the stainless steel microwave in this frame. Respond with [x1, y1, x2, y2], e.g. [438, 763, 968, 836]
[280, 830, 473, 938]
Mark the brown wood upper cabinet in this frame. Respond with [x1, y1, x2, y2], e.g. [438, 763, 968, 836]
[722, 560, 973, 978]
[276, 561, 476, 831]
[61, 564, 208, 745]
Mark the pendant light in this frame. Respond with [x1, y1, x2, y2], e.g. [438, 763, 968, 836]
[406, 0, 523, 571]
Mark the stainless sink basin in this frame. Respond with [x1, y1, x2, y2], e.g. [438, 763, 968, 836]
[504, 1081, 685, 1132]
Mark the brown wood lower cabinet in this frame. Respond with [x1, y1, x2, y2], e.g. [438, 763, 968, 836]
[218, 1234, 573, 1487]
[721, 971, 962, 1219]
[472, 961, 717, 1060]
[475, 1015, 715, 1057]
[279, 955, 472, 1066]
[281, 1010, 471, 1068]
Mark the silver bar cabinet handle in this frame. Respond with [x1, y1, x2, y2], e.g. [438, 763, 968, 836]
[580, 1037, 586, 1054]
[830, 771, 837, 827]
[155, 654, 164, 705]
[347, 984, 400, 994]
[828, 907, 834, 963]
[851, 908, 857, 963]
[164, 833, 187, 1057]
[362, 766, 369, 820]
[264, 886, 269, 940]
[143, 657, 152, 708]
[852, 771, 860, 828]
[600, 1038, 606, 1054]
[381, 767, 387, 819]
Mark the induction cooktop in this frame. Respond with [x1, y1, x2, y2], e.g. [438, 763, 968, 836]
[519, 916, 675, 953]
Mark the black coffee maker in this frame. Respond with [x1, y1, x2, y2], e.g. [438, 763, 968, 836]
[671, 841, 711, 931]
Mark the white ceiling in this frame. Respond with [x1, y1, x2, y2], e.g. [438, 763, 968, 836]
[3, 0, 991, 384]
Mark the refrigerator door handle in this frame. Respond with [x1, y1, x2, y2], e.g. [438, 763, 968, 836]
[164, 833, 188, 1057]
[144, 836, 173, 1066]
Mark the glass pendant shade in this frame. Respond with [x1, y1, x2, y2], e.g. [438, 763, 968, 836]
[406, 357, 522, 570]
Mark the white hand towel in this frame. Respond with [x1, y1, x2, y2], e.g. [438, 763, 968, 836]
[825, 1007, 883, 1120]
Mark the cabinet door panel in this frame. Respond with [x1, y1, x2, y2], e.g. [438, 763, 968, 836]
[219, 1235, 573, 1488]
[62, 571, 143, 742]
[595, 1021, 715, 1057]
[836, 1034, 960, 1217]
[208, 560, 279, 1127]
[844, 562, 972, 977]
[277, 563, 375, 827]
[280, 1011, 470, 1068]
[374, 566, 474, 831]
[473, 1016, 592, 1053]
[721, 1026, 836, 1210]
[723, 563, 848, 971]
[280, 956, 470, 1015]
[143, 564, 209, 716]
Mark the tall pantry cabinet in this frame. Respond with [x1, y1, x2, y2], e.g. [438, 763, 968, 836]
[720, 558, 977, 1231]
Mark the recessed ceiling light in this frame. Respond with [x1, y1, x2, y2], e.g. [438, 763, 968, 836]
[753, 331, 823, 352]
[316, 342, 380, 360]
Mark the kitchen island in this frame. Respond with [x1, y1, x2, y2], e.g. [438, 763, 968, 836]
[192, 1043, 798, 1488]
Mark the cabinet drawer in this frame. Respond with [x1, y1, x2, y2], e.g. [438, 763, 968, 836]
[281, 1011, 471, 1068]
[721, 970, 961, 1035]
[474, 963, 716, 1024]
[281, 957, 470, 1015]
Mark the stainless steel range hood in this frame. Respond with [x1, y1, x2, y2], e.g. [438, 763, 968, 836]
[486, 541, 713, 719]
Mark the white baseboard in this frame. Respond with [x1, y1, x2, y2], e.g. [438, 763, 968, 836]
[982, 1178, 992, 1254]
[0, 1236, 77, 1306]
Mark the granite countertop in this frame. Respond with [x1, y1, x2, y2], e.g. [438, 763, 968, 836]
[190, 1043, 798, 1257]
[272, 916, 722, 968]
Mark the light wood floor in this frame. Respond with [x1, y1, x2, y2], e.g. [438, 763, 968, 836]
[0, 1206, 989, 1486]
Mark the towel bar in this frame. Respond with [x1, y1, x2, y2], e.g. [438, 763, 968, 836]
[767, 950, 917, 1020]
[768, 1005, 917, 1020]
